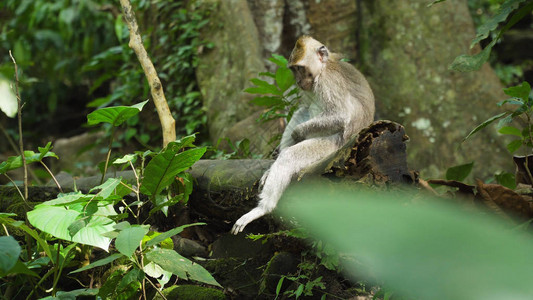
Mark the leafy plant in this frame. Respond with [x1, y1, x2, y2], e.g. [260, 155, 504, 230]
[0, 101, 216, 298]
[464, 81, 532, 154]
[250, 228, 339, 299]
[448, 0, 533, 72]
[245, 54, 300, 124]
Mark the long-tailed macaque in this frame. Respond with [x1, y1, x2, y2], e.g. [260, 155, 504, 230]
[231, 36, 375, 234]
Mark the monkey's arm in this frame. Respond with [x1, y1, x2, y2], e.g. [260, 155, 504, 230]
[291, 115, 344, 142]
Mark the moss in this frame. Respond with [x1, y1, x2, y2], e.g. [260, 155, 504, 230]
[155, 285, 225, 300]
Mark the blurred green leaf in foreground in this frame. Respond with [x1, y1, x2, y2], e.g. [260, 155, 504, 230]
[278, 181, 533, 300]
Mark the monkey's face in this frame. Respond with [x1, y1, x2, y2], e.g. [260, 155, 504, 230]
[290, 65, 314, 91]
[288, 36, 329, 91]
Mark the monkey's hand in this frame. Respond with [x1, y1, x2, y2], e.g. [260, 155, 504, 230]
[231, 207, 266, 234]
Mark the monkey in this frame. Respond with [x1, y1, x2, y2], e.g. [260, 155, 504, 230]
[231, 36, 375, 234]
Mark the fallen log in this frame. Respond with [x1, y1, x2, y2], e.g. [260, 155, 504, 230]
[187, 120, 416, 229]
[1, 121, 414, 231]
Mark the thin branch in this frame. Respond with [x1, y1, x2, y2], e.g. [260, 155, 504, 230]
[118, 0, 176, 147]
[40, 161, 63, 193]
[9, 50, 28, 201]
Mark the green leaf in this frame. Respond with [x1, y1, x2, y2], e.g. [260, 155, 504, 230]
[269, 54, 289, 67]
[0, 236, 21, 274]
[1, 260, 38, 277]
[463, 112, 507, 142]
[276, 277, 285, 297]
[449, 40, 495, 72]
[498, 126, 522, 137]
[113, 154, 137, 165]
[87, 100, 149, 126]
[28, 206, 114, 251]
[503, 81, 531, 101]
[38, 142, 57, 160]
[90, 178, 122, 199]
[166, 134, 197, 151]
[0, 149, 59, 174]
[39, 192, 92, 206]
[280, 182, 533, 300]
[1, 217, 54, 262]
[497, 98, 524, 107]
[141, 147, 206, 196]
[117, 268, 144, 292]
[144, 223, 205, 248]
[145, 248, 221, 287]
[69, 253, 124, 274]
[445, 162, 474, 182]
[506, 139, 523, 153]
[295, 283, 305, 298]
[495, 172, 516, 189]
[115, 226, 149, 257]
[276, 67, 295, 93]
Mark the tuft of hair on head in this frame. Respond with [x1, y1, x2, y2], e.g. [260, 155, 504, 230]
[289, 36, 310, 66]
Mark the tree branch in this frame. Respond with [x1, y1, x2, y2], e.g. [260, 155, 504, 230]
[119, 0, 176, 147]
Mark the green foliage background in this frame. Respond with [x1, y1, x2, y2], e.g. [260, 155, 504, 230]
[0, 0, 211, 150]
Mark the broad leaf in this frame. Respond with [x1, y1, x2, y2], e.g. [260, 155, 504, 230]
[40, 192, 92, 206]
[0, 236, 21, 273]
[269, 54, 289, 67]
[463, 112, 507, 142]
[117, 268, 144, 291]
[0, 79, 17, 118]
[141, 147, 206, 196]
[506, 139, 523, 153]
[495, 172, 516, 190]
[446, 162, 474, 182]
[503, 81, 531, 101]
[145, 248, 221, 287]
[276, 67, 295, 93]
[0, 216, 54, 262]
[449, 40, 495, 72]
[90, 178, 122, 199]
[115, 225, 149, 257]
[113, 154, 137, 165]
[87, 100, 148, 126]
[498, 126, 522, 137]
[28, 205, 114, 251]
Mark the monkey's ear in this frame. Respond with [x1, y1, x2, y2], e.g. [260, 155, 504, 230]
[318, 46, 329, 63]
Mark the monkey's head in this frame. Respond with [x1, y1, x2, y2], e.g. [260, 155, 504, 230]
[288, 36, 329, 91]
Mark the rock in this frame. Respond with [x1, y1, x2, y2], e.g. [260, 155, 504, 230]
[174, 236, 208, 258]
[52, 131, 106, 176]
